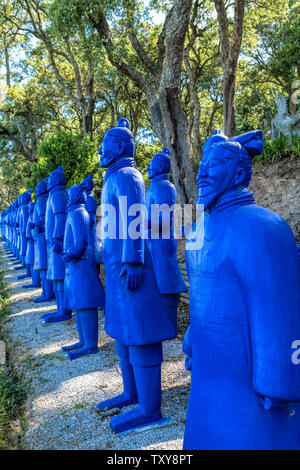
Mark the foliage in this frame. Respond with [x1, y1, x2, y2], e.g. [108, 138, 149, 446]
[253, 136, 300, 163]
[0, 259, 27, 450]
[25, 130, 100, 192]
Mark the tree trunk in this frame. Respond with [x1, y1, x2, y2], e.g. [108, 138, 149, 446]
[223, 70, 237, 137]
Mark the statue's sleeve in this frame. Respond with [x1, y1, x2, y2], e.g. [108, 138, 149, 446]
[22, 206, 29, 234]
[234, 217, 300, 401]
[116, 171, 145, 265]
[69, 210, 88, 258]
[86, 196, 97, 226]
[52, 191, 67, 240]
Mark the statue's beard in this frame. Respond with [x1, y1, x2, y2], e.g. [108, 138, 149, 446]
[197, 188, 219, 211]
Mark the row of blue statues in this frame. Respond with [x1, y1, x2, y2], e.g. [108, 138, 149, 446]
[1, 118, 300, 449]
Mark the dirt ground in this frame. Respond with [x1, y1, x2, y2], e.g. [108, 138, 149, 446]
[2, 249, 191, 450]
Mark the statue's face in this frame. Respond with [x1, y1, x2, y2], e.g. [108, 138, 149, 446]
[197, 145, 239, 210]
[147, 157, 164, 179]
[99, 133, 122, 168]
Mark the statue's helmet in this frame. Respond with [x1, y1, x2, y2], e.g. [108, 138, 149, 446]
[20, 190, 32, 204]
[80, 175, 94, 192]
[35, 178, 48, 197]
[152, 148, 171, 173]
[67, 184, 87, 207]
[47, 166, 65, 191]
[99, 118, 135, 166]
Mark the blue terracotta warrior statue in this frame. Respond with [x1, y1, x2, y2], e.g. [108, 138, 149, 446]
[80, 175, 102, 267]
[14, 194, 25, 269]
[146, 148, 187, 300]
[61, 184, 105, 360]
[23, 201, 41, 289]
[33, 179, 54, 303]
[41, 167, 72, 324]
[96, 119, 185, 433]
[183, 130, 300, 450]
[17, 190, 32, 278]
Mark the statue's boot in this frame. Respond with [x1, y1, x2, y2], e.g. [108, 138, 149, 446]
[67, 309, 99, 360]
[110, 364, 162, 434]
[42, 290, 72, 324]
[34, 274, 55, 303]
[109, 343, 163, 434]
[18, 263, 31, 279]
[23, 268, 41, 289]
[62, 311, 84, 352]
[14, 255, 25, 270]
[97, 343, 138, 411]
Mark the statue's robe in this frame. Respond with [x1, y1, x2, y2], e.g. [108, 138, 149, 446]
[85, 195, 102, 265]
[20, 201, 30, 257]
[25, 203, 35, 266]
[101, 159, 179, 346]
[183, 189, 300, 450]
[45, 185, 67, 281]
[33, 194, 48, 271]
[63, 202, 104, 311]
[145, 175, 187, 295]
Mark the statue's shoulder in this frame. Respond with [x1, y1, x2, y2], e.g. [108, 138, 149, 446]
[233, 203, 293, 241]
[117, 166, 144, 183]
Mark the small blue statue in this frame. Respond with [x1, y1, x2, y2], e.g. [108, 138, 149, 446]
[96, 119, 185, 433]
[23, 201, 41, 289]
[80, 175, 102, 267]
[41, 167, 72, 324]
[61, 184, 105, 360]
[183, 130, 300, 450]
[16, 191, 32, 278]
[146, 148, 187, 296]
[32, 179, 55, 303]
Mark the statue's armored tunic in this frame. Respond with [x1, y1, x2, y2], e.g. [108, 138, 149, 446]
[25, 202, 35, 266]
[64, 199, 105, 311]
[145, 174, 187, 295]
[20, 195, 30, 256]
[85, 195, 102, 265]
[45, 185, 67, 281]
[33, 192, 48, 271]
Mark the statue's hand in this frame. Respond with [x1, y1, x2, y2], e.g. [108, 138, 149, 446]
[120, 263, 142, 291]
[260, 396, 287, 410]
[62, 250, 74, 263]
[185, 356, 192, 371]
[52, 238, 63, 254]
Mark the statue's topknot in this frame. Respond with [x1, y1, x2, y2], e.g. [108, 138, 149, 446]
[117, 118, 130, 129]
[106, 118, 134, 143]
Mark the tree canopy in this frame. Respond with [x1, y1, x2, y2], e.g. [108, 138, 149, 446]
[0, 0, 299, 208]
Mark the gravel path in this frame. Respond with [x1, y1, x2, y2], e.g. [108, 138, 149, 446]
[2, 249, 190, 450]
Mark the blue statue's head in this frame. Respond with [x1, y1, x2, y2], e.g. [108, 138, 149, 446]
[47, 166, 65, 191]
[35, 178, 48, 197]
[147, 148, 171, 179]
[22, 190, 32, 204]
[197, 130, 263, 210]
[98, 118, 134, 168]
[67, 184, 87, 208]
[80, 175, 94, 194]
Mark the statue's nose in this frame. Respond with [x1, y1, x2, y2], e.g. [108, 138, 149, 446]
[199, 162, 208, 177]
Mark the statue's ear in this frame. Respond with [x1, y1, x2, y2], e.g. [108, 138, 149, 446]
[235, 167, 246, 187]
[117, 141, 125, 156]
